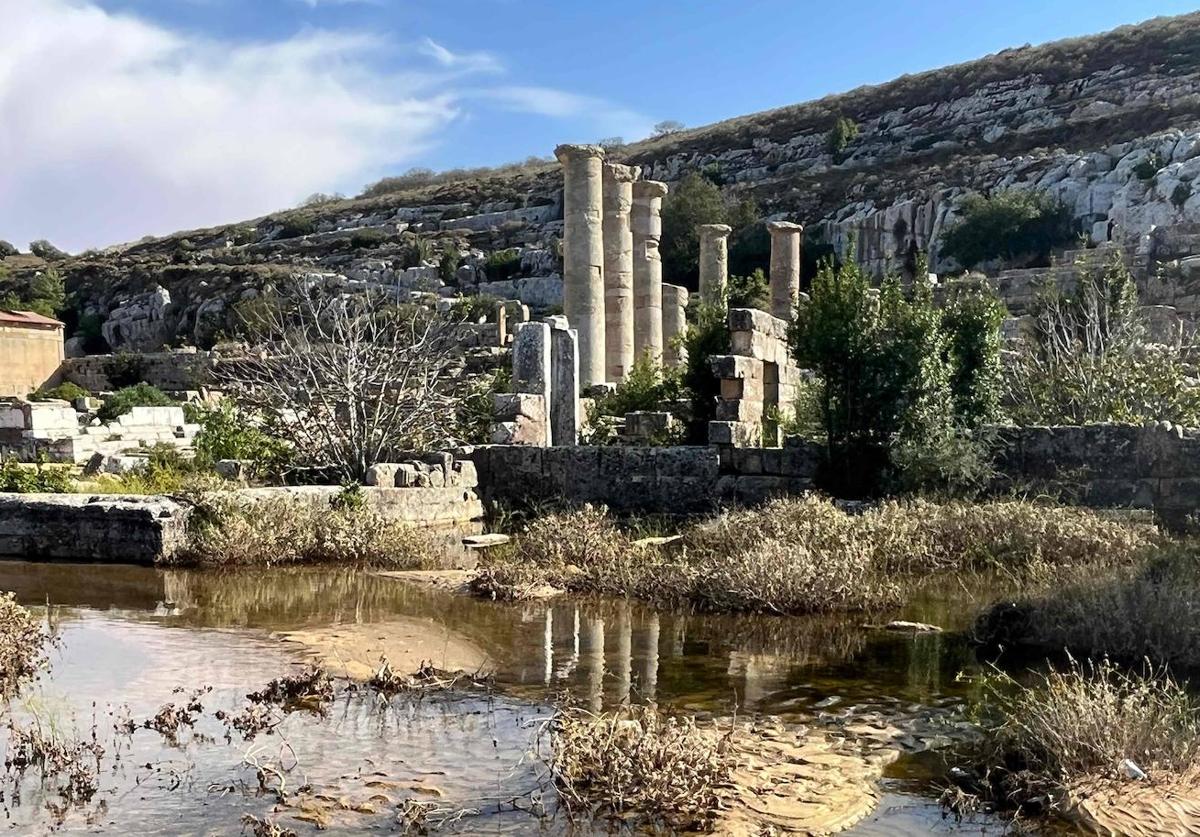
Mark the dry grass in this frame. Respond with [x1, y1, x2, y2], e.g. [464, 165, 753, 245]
[173, 497, 441, 568]
[477, 497, 1157, 615]
[976, 547, 1200, 667]
[547, 706, 734, 831]
[0, 593, 51, 699]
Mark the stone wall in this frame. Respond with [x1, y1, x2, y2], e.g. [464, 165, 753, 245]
[60, 350, 216, 392]
[0, 494, 190, 564]
[467, 440, 822, 513]
[988, 423, 1200, 530]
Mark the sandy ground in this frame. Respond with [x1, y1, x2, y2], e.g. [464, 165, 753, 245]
[276, 617, 492, 681]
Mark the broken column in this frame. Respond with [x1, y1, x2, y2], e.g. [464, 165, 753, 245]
[602, 162, 638, 383]
[767, 221, 804, 320]
[632, 180, 669, 366]
[698, 223, 732, 307]
[548, 315, 580, 447]
[662, 283, 689, 369]
[493, 321, 550, 445]
[555, 144, 606, 388]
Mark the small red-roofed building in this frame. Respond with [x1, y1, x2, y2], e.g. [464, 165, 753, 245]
[0, 310, 65, 396]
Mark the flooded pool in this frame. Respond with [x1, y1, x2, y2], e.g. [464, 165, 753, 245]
[0, 561, 1032, 834]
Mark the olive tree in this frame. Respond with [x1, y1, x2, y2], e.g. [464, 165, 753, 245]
[220, 281, 462, 481]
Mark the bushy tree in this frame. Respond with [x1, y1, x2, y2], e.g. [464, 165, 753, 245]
[826, 115, 859, 160]
[679, 302, 732, 442]
[940, 281, 1006, 426]
[790, 253, 1002, 495]
[940, 190, 1073, 269]
[98, 383, 176, 423]
[661, 176, 768, 287]
[0, 269, 64, 318]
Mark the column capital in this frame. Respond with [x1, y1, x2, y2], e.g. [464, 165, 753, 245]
[632, 180, 669, 200]
[767, 220, 805, 235]
[555, 143, 606, 164]
[698, 223, 732, 238]
[602, 162, 640, 183]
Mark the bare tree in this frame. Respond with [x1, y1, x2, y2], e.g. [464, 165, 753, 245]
[220, 281, 462, 481]
[651, 120, 685, 138]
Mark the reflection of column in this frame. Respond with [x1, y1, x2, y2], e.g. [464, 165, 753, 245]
[642, 614, 660, 701]
[698, 223, 732, 306]
[614, 602, 632, 706]
[632, 180, 668, 367]
[602, 163, 638, 383]
[661, 284, 689, 369]
[555, 143, 607, 387]
[671, 615, 686, 657]
[583, 616, 606, 713]
[767, 221, 805, 321]
[543, 609, 554, 686]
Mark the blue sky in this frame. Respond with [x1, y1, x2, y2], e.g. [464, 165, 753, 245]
[2, 0, 1196, 250]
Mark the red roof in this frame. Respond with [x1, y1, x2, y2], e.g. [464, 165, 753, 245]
[0, 310, 64, 328]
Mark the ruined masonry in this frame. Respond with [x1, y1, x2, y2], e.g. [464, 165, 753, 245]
[698, 224, 732, 307]
[767, 222, 805, 321]
[602, 162, 638, 383]
[555, 144, 607, 388]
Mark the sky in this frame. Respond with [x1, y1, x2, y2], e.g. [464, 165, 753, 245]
[2, 0, 1197, 252]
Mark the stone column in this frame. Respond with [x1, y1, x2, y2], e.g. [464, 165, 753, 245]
[632, 180, 669, 366]
[547, 315, 580, 447]
[698, 223, 732, 307]
[602, 163, 638, 383]
[662, 283, 689, 369]
[767, 221, 804, 321]
[555, 144, 606, 388]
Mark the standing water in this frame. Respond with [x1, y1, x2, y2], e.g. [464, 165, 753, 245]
[0, 561, 1028, 834]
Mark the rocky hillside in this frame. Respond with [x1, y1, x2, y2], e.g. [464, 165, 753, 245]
[7, 12, 1200, 352]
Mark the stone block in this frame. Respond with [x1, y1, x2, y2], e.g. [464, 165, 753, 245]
[708, 421, 761, 447]
[734, 448, 764, 475]
[709, 355, 760, 381]
[545, 446, 602, 501]
[715, 398, 763, 423]
[494, 393, 547, 422]
[452, 459, 479, 488]
[215, 459, 249, 481]
[365, 464, 400, 487]
[512, 322, 551, 399]
[734, 475, 790, 505]
[549, 323, 580, 446]
[655, 446, 719, 480]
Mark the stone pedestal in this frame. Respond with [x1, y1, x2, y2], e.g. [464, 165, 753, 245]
[662, 283, 689, 369]
[698, 223, 732, 307]
[499, 321, 552, 445]
[555, 144, 606, 388]
[632, 180, 669, 367]
[767, 221, 804, 321]
[602, 163, 638, 383]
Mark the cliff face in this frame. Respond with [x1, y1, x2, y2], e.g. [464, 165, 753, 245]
[11, 12, 1200, 351]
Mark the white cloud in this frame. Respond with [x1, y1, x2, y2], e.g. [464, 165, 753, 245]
[482, 85, 654, 140]
[0, 0, 648, 251]
[0, 0, 457, 251]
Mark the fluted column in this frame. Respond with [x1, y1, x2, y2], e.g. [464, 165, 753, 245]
[602, 163, 638, 383]
[662, 283, 689, 369]
[555, 144, 606, 387]
[767, 221, 804, 320]
[698, 223, 732, 307]
[632, 180, 668, 366]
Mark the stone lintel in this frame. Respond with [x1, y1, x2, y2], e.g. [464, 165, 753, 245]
[602, 162, 640, 182]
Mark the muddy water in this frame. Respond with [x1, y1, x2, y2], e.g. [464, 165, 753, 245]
[0, 561, 1025, 835]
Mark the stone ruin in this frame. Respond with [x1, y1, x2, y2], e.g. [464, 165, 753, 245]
[491, 144, 808, 449]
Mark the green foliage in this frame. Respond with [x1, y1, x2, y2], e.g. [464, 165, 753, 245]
[449, 294, 500, 323]
[940, 190, 1073, 269]
[97, 383, 175, 423]
[0, 455, 73, 493]
[661, 174, 726, 286]
[29, 240, 69, 261]
[439, 248, 462, 283]
[189, 400, 292, 477]
[456, 367, 511, 445]
[0, 269, 65, 318]
[791, 252, 1002, 495]
[679, 303, 732, 442]
[332, 482, 367, 512]
[399, 236, 432, 269]
[1133, 151, 1164, 181]
[1171, 181, 1192, 209]
[274, 217, 315, 239]
[29, 382, 88, 403]
[76, 312, 109, 353]
[727, 269, 770, 310]
[825, 114, 860, 159]
[0, 241, 17, 258]
[349, 228, 387, 249]
[592, 354, 681, 420]
[1007, 254, 1200, 425]
[726, 201, 770, 278]
[484, 248, 522, 281]
[940, 282, 1006, 427]
[102, 352, 148, 389]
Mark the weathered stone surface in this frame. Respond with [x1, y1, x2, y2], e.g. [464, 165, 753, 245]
[661, 283, 689, 369]
[602, 162, 638, 383]
[556, 144, 606, 388]
[549, 319, 580, 446]
[632, 180, 668, 366]
[698, 223, 732, 306]
[767, 222, 804, 321]
[0, 493, 190, 564]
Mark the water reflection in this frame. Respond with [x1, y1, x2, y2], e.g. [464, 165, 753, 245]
[0, 561, 987, 715]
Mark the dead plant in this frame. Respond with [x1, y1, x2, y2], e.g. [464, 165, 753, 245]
[0, 593, 52, 699]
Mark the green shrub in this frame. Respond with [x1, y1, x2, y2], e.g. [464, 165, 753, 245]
[661, 173, 727, 286]
[189, 400, 291, 477]
[940, 190, 1073, 269]
[1171, 181, 1192, 209]
[29, 382, 88, 403]
[0, 456, 73, 493]
[399, 236, 432, 269]
[439, 248, 462, 283]
[484, 248, 521, 281]
[940, 282, 1006, 426]
[0, 240, 17, 258]
[678, 302, 731, 442]
[825, 114, 859, 159]
[0, 268, 65, 318]
[456, 367, 511, 445]
[591, 354, 680, 420]
[274, 217, 315, 239]
[1132, 151, 1164, 181]
[102, 352, 147, 389]
[727, 268, 770, 310]
[349, 228, 387, 249]
[97, 383, 174, 423]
